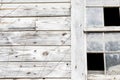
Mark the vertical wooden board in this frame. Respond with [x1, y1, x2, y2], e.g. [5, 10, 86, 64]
[0, 0, 70, 3]
[71, 0, 87, 80]
[0, 62, 71, 78]
[0, 17, 70, 31]
[0, 31, 70, 45]
[0, 46, 70, 61]
[86, 0, 103, 6]
[86, 8, 104, 27]
[0, 3, 70, 17]
[103, 0, 119, 6]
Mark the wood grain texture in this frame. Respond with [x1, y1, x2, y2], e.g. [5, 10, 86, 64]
[88, 74, 120, 80]
[0, 3, 70, 17]
[0, 78, 71, 80]
[0, 0, 70, 3]
[86, 0, 119, 6]
[0, 31, 70, 46]
[84, 27, 120, 32]
[71, 0, 87, 80]
[0, 17, 70, 31]
[0, 62, 71, 78]
[0, 46, 70, 61]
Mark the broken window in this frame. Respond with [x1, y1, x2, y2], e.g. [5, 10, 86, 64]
[87, 53, 104, 71]
[104, 7, 120, 26]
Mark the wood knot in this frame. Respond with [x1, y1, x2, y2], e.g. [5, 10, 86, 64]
[33, 65, 36, 67]
[26, 72, 31, 74]
[33, 57, 36, 59]
[34, 50, 37, 52]
[61, 40, 65, 44]
[62, 33, 67, 36]
[42, 51, 49, 56]
[75, 65, 77, 69]
[15, 56, 18, 58]
[66, 63, 69, 66]
[33, 42, 37, 44]
[20, 65, 22, 67]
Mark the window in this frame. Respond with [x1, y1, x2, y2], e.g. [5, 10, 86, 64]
[87, 53, 104, 71]
[104, 7, 120, 26]
[86, 7, 120, 27]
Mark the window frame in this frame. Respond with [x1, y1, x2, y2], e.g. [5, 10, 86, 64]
[71, 0, 120, 80]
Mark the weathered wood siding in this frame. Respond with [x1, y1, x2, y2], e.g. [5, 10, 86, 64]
[0, 0, 71, 80]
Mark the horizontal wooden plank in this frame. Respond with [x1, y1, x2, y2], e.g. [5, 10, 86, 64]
[0, 31, 70, 46]
[84, 27, 120, 32]
[0, 62, 71, 78]
[86, 0, 119, 7]
[0, 46, 70, 61]
[88, 74, 120, 80]
[0, 79, 71, 80]
[0, 3, 70, 17]
[0, 17, 70, 31]
[0, 0, 70, 3]
[88, 71, 104, 74]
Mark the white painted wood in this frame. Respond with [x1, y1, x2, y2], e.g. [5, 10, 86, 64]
[0, 31, 70, 45]
[36, 17, 71, 30]
[86, 0, 103, 6]
[0, 17, 70, 31]
[0, 0, 70, 3]
[86, 0, 119, 6]
[84, 26, 120, 32]
[0, 62, 71, 78]
[103, 0, 119, 6]
[71, 0, 87, 80]
[0, 79, 71, 80]
[0, 46, 70, 61]
[6, 78, 71, 80]
[88, 74, 120, 80]
[0, 3, 70, 17]
[84, 27, 120, 32]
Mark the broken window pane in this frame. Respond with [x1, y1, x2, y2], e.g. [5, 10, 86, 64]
[106, 53, 120, 74]
[87, 33, 103, 51]
[105, 33, 120, 51]
[86, 8, 104, 27]
[104, 7, 120, 26]
[87, 53, 104, 71]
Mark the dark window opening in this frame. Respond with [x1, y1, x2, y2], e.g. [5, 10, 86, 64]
[104, 7, 120, 26]
[87, 53, 104, 71]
